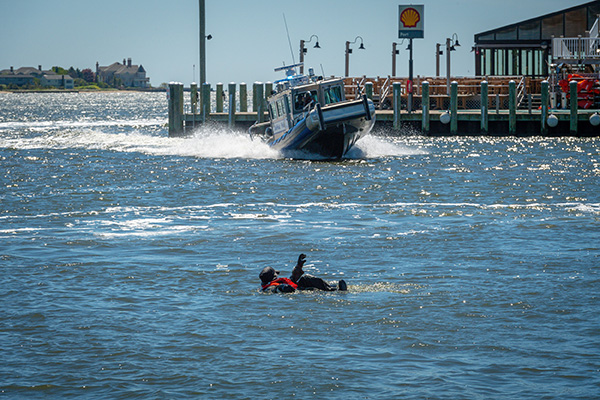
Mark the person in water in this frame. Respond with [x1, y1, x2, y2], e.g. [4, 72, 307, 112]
[259, 254, 347, 293]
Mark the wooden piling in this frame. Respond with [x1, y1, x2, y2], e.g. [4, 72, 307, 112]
[252, 82, 261, 113]
[168, 83, 184, 137]
[228, 82, 236, 128]
[201, 82, 211, 122]
[421, 81, 430, 134]
[509, 80, 516, 134]
[265, 82, 273, 98]
[239, 83, 248, 112]
[450, 81, 458, 134]
[541, 80, 549, 135]
[255, 83, 265, 123]
[216, 83, 224, 113]
[365, 82, 373, 100]
[570, 80, 578, 134]
[191, 83, 198, 114]
[480, 80, 488, 134]
[393, 82, 402, 129]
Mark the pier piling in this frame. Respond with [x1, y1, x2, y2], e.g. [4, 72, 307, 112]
[570, 80, 578, 134]
[541, 80, 549, 135]
[421, 81, 430, 134]
[228, 82, 236, 128]
[365, 82, 373, 100]
[254, 83, 266, 123]
[201, 83, 211, 122]
[393, 82, 402, 129]
[509, 80, 516, 134]
[450, 81, 458, 134]
[168, 83, 184, 137]
[481, 80, 489, 134]
[216, 83, 224, 113]
[239, 83, 248, 112]
[191, 83, 198, 115]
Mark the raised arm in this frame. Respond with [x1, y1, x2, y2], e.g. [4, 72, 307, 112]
[290, 253, 306, 283]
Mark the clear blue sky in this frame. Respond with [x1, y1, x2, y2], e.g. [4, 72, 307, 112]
[0, 0, 590, 86]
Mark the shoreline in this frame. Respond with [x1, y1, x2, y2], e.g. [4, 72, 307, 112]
[1, 88, 165, 94]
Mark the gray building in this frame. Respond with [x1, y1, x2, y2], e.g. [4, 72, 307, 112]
[96, 58, 150, 88]
[0, 65, 74, 88]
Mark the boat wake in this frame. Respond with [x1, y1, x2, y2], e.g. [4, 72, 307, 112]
[0, 121, 425, 160]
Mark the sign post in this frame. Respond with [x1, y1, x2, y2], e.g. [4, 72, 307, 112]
[398, 5, 424, 113]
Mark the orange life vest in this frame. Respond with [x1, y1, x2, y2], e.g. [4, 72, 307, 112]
[261, 277, 298, 291]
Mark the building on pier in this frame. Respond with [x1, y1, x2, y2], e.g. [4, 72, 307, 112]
[474, 1, 600, 77]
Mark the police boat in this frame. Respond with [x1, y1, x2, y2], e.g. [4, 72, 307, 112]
[249, 63, 375, 159]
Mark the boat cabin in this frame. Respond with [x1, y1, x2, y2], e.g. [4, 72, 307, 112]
[267, 78, 346, 137]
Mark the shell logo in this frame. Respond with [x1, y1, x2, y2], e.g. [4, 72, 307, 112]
[400, 7, 421, 28]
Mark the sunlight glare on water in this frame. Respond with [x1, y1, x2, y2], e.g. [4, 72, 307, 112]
[0, 92, 599, 399]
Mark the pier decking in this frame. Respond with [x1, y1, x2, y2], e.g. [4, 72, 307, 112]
[167, 77, 600, 137]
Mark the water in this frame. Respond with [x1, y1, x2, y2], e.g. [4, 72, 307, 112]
[1, 92, 599, 399]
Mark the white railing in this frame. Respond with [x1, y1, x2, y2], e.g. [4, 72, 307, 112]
[590, 16, 600, 39]
[516, 76, 526, 108]
[553, 37, 600, 60]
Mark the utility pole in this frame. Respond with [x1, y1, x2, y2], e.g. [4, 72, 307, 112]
[199, 0, 206, 85]
[408, 38, 413, 113]
[300, 40, 305, 74]
[392, 42, 399, 77]
[436, 43, 442, 77]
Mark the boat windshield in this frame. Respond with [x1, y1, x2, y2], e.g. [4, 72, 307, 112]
[293, 91, 318, 111]
[323, 85, 343, 105]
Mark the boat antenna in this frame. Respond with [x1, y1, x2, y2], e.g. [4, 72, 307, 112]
[283, 13, 296, 65]
[320, 63, 325, 77]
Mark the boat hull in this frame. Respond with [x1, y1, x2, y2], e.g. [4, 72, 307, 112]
[267, 97, 375, 159]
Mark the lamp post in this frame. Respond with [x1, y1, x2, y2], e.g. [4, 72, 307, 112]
[299, 35, 320, 74]
[199, 0, 212, 85]
[345, 36, 365, 77]
[407, 38, 414, 113]
[392, 42, 400, 77]
[445, 33, 460, 94]
[435, 43, 443, 77]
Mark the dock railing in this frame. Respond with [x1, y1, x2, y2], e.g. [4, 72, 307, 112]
[553, 37, 600, 61]
[343, 76, 541, 111]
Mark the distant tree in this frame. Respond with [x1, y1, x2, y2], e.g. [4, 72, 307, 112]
[52, 66, 69, 75]
[81, 68, 95, 82]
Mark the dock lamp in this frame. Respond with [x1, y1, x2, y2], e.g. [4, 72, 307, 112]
[299, 35, 320, 74]
[436, 43, 443, 76]
[345, 36, 365, 77]
[446, 33, 460, 94]
[392, 42, 402, 77]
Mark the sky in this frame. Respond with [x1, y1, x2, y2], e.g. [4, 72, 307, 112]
[0, 0, 593, 86]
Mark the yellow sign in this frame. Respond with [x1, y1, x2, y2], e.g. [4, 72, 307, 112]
[398, 5, 424, 39]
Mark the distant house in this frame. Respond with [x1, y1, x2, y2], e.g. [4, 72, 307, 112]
[0, 74, 35, 86]
[41, 74, 74, 89]
[96, 58, 150, 88]
[0, 65, 73, 88]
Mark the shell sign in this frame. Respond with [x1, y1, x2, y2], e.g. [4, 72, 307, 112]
[398, 5, 424, 39]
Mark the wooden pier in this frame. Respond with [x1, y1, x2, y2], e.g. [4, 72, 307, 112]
[167, 78, 600, 137]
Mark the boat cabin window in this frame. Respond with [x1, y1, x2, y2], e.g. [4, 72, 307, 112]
[270, 97, 289, 119]
[294, 91, 318, 111]
[323, 85, 343, 105]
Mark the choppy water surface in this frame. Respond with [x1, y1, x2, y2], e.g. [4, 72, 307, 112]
[1, 92, 599, 399]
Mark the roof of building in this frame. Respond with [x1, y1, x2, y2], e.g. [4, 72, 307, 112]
[98, 61, 144, 76]
[42, 74, 73, 80]
[475, 0, 600, 44]
[14, 67, 47, 75]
